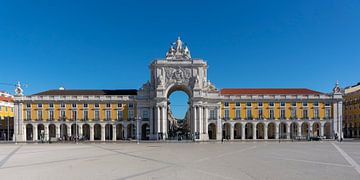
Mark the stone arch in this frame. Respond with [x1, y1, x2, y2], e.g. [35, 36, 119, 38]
[127, 123, 136, 139]
[105, 124, 113, 140]
[279, 122, 287, 139]
[141, 123, 150, 140]
[324, 122, 331, 139]
[290, 122, 298, 139]
[49, 124, 56, 138]
[312, 122, 321, 137]
[223, 123, 231, 139]
[116, 124, 124, 140]
[37, 124, 45, 140]
[256, 123, 265, 139]
[71, 124, 79, 137]
[82, 124, 90, 140]
[26, 124, 33, 141]
[245, 123, 253, 139]
[301, 122, 309, 137]
[94, 124, 101, 140]
[60, 124, 68, 138]
[234, 123, 242, 139]
[208, 123, 216, 140]
[267, 123, 276, 139]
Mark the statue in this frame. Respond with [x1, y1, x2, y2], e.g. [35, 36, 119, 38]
[157, 74, 165, 86]
[15, 81, 23, 96]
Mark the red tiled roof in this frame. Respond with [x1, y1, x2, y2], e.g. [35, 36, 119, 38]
[0, 96, 13, 102]
[220, 88, 323, 95]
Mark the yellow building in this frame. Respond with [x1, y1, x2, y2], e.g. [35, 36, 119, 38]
[0, 91, 14, 141]
[344, 83, 360, 138]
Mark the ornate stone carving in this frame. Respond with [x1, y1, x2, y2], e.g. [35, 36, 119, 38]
[165, 36, 191, 60]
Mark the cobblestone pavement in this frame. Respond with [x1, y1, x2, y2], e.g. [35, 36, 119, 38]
[0, 141, 359, 180]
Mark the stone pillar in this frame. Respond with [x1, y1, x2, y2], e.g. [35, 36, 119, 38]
[157, 106, 161, 134]
[253, 123, 257, 140]
[275, 123, 279, 139]
[286, 124, 291, 139]
[199, 106, 203, 134]
[241, 123, 246, 140]
[90, 125, 94, 141]
[67, 125, 71, 137]
[162, 105, 167, 139]
[320, 123, 324, 137]
[193, 106, 197, 134]
[204, 107, 209, 134]
[101, 124, 105, 141]
[112, 125, 117, 141]
[124, 124, 128, 140]
[56, 125, 60, 138]
[298, 124, 302, 137]
[216, 107, 222, 140]
[79, 125, 83, 138]
[264, 123, 268, 140]
[44, 125, 49, 141]
[33, 125, 38, 141]
[230, 123, 234, 140]
[309, 123, 313, 137]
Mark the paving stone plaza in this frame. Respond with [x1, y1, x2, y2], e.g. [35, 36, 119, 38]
[0, 142, 359, 180]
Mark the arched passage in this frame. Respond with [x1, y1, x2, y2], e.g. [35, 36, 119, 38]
[127, 124, 136, 139]
[105, 124, 113, 140]
[116, 124, 124, 140]
[60, 124, 67, 138]
[223, 123, 231, 139]
[82, 124, 90, 140]
[279, 123, 287, 139]
[290, 123, 298, 139]
[208, 123, 216, 140]
[37, 124, 45, 141]
[71, 124, 79, 137]
[141, 123, 150, 140]
[256, 123, 265, 139]
[301, 122, 309, 137]
[245, 123, 253, 139]
[167, 87, 191, 140]
[324, 122, 331, 139]
[26, 124, 33, 141]
[49, 124, 56, 138]
[94, 124, 101, 140]
[268, 123, 276, 139]
[234, 123, 242, 139]
[313, 123, 320, 137]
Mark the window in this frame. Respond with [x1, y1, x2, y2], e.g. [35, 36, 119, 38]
[314, 108, 319, 119]
[302, 102, 308, 107]
[224, 102, 229, 107]
[142, 110, 149, 119]
[258, 109, 263, 119]
[291, 102, 296, 107]
[280, 109, 286, 119]
[37, 110, 43, 120]
[325, 102, 331, 107]
[128, 110, 134, 120]
[128, 103, 134, 108]
[26, 110, 31, 120]
[83, 110, 88, 120]
[94, 103, 99, 108]
[269, 109, 274, 119]
[313, 102, 319, 107]
[235, 102, 241, 107]
[60, 110, 66, 120]
[303, 109, 308, 119]
[60, 103, 66, 108]
[106, 103, 111, 108]
[26, 103, 31, 108]
[72, 110, 77, 120]
[117, 103, 122, 108]
[325, 108, 331, 119]
[246, 102, 252, 107]
[246, 109, 252, 119]
[224, 109, 229, 119]
[83, 103, 88, 108]
[209, 110, 217, 120]
[38, 103, 43, 108]
[49, 103, 54, 108]
[117, 110, 123, 120]
[72, 104, 77, 108]
[280, 102, 285, 107]
[106, 110, 111, 120]
[235, 109, 241, 119]
[94, 110, 100, 120]
[269, 102, 274, 107]
[291, 108, 297, 119]
[258, 102, 263, 107]
[49, 110, 54, 120]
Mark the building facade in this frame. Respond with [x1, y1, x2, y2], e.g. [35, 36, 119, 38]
[13, 37, 343, 142]
[0, 91, 14, 140]
[343, 83, 360, 138]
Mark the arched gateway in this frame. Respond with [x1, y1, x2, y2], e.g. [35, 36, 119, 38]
[137, 37, 220, 141]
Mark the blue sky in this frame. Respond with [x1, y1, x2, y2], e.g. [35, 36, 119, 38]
[1, 0, 360, 118]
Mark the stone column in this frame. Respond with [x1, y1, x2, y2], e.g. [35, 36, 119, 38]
[253, 123, 257, 140]
[298, 124, 302, 137]
[33, 125, 38, 141]
[101, 124, 105, 141]
[320, 123, 324, 137]
[44, 125, 49, 141]
[90, 125, 94, 141]
[204, 107, 209, 134]
[56, 125, 60, 138]
[286, 123, 291, 139]
[264, 123, 268, 140]
[230, 123, 234, 140]
[193, 106, 197, 134]
[275, 123, 279, 139]
[216, 107, 222, 140]
[162, 105, 167, 139]
[67, 125, 71, 137]
[199, 106, 203, 134]
[124, 124, 128, 140]
[309, 123, 313, 137]
[79, 125, 83, 138]
[112, 125, 117, 141]
[241, 123, 246, 140]
[157, 106, 161, 134]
